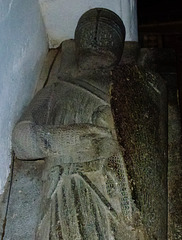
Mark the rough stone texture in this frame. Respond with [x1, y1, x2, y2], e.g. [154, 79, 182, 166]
[111, 53, 168, 239]
[168, 103, 182, 240]
[4, 11, 181, 240]
[12, 54, 146, 240]
[3, 159, 44, 240]
[160, 50, 182, 240]
[137, 48, 182, 239]
[0, 48, 58, 240]
[11, 9, 148, 239]
[4, 46, 181, 239]
[0, 176, 10, 238]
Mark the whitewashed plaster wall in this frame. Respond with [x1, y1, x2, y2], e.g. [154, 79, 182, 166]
[39, 0, 138, 48]
[0, 0, 48, 194]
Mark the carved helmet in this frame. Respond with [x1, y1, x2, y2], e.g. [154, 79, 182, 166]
[75, 8, 125, 66]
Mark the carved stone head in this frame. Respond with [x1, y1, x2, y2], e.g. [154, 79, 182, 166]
[75, 8, 125, 69]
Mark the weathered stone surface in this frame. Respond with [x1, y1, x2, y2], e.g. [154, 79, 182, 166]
[168, 103, 182, 240]
[12, 9, 149, 239]
[3, 160, 44, 240]
[111, 58, 168, 239]
[10, 9, 171, 240]
[0, 177, 10, 239]
[137, 48, 182, 239]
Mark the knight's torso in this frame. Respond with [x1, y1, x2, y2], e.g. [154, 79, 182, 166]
[38, 79, 137, 240]
[39, 77, 116, 166]
[46, 79, 110, 126]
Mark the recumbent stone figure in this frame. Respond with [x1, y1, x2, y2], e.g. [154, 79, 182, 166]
[12, 8, 151, 239]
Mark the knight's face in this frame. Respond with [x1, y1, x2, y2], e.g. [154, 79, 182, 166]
[75, 8, 125, 69]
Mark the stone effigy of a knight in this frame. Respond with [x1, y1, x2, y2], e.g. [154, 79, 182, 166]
[12, 8, 150, 239]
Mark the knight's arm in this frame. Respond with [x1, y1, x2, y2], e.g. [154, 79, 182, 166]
[12, 86, 115, 160]
[37, 105, 118, 161]
[12, 84, 55, 159]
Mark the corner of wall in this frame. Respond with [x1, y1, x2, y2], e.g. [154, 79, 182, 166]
[0, 0, 48, 194]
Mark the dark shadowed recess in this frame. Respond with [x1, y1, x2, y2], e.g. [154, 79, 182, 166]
[138, 0, 182, 117]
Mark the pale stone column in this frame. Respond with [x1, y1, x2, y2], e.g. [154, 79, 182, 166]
[120, 0, 138, 42]
[0, 0, 48, 195]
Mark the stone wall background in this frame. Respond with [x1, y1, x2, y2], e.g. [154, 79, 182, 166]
[0, 0, 48, 194]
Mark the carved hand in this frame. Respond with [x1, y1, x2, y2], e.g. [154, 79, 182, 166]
[35, 123, 119, 163]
